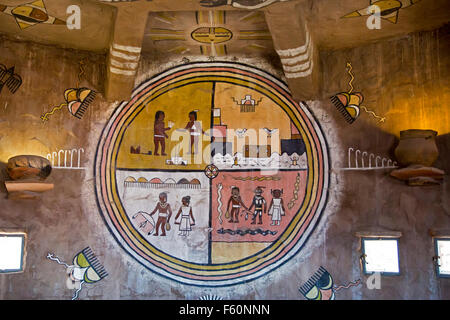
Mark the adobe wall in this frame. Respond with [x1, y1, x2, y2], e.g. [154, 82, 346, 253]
[0, 24, 448, 300]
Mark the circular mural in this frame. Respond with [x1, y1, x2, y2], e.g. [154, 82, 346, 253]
[95, 62, 329, 286]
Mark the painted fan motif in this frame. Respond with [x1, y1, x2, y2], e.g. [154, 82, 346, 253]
[0, 64, 22, 95]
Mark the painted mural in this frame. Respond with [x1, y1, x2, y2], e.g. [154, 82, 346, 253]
[41, 59, 96, 121]
[331, 62, 385, 124]
[298, 266, 361, 300]
[95, 62, 329, 286]
[330, 63, 363, 124]
[0, 63, 22, 96]
[342, 0, 422, 24]
[0, 0, 66, 30]
[47, 247, 108, 300]
[145, 10, 273, 57]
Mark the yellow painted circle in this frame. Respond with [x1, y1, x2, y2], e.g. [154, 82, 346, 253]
[191, 27, 233, 44]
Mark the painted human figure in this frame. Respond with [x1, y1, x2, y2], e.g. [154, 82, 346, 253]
[248, 186, 267, 225]
[149, 192, 172, 236]
[184, 110, 204, 155]
[175, 196, 196, 236]
[154, 110, 172, 156]
[268, 189, 286, 226]
[226, 186, 248, 223]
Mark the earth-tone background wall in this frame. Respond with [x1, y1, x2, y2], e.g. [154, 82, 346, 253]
[0, 22, 449, 299]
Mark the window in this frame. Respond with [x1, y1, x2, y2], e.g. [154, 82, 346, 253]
[361, 237, 400, 275]
[0, 232, 26, 273]
[434, 238, 450, 278]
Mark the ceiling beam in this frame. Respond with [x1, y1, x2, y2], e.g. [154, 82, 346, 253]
[104, 7, 148, 102]
[97, 0, 243, 11]
[264, 1, 320, 101]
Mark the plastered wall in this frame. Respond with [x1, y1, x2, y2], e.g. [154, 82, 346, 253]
[0, 23, 449, 299]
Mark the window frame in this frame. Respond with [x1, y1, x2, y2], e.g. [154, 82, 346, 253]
[434, 237, 450, 279]
[361, 236, 401, 276]
[0, 232, 27, 274]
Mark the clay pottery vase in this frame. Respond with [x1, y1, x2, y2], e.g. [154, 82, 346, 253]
[394, 129, 439, 167]
[6, 155, 52, 180]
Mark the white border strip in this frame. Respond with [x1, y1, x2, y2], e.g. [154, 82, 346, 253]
[110, 49, 140, 61]
[112, 43, 142, 54]
[110, 59, 139, 70]
[284, 61, 314, 78]
[276, 31, 311, 58]
[283, 60, 311, 73]
[280, 43, 313, 66]
[109, 66, 136, 76]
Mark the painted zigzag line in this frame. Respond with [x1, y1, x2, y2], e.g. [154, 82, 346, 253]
[217, 228, 277, 236]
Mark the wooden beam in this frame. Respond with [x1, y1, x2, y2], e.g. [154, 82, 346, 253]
[264, 1, 320, 101]
[104, 7, 149, 102]
[5, 181, 54, 193]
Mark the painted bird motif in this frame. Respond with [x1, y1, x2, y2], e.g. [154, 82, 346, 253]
[235, 128, 248, 138]
[0, 64, 22, 95]
[262, 127, 278, 137]
[343, 0, 422, 24]
[0, 0, 66, 30]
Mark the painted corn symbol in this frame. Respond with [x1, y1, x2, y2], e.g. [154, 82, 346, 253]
[299, 266, 361, 300]
[299, 266, 336, 300]
[41, 59, 96, 121]
[0, 64, 22, 95]
[47, 247, 108, 300]
[330, 62, 386, 124]
[330, 63, 363, 124]
[40, 87, 96, 121]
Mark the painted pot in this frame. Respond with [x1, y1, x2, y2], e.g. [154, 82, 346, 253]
[394, 129, 439, 167]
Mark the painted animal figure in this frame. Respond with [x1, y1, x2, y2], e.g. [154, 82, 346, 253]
[132, 211, 155, 235]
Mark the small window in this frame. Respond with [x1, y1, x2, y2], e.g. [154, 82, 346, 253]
[361, 237, 400, 275]
[0, 233, 26, 273]
[434, 238, 450, 278]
